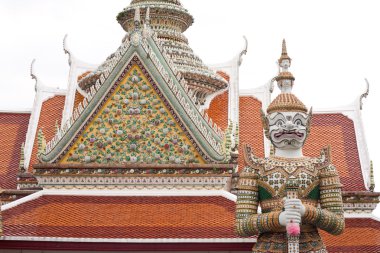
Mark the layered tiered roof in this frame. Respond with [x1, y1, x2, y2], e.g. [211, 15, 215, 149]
[115, 0, 228, 105]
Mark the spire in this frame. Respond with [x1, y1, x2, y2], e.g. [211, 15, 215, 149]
[275, 39, 295, 93]
[267, 40, 307, 114]
[279, 39, 292, 69]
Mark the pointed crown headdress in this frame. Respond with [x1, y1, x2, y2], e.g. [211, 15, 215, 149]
[267, 39, 308, 114]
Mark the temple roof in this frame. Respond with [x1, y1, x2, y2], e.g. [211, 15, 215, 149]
[2, 191, 380, 253]
[27, 95, 66, 172]
[0, 112, 30, 189]
[320, 218, 380, 252]
[1, 191, 245, 241]
[304, 113, 366, 191]
[0, 4, 377, 252]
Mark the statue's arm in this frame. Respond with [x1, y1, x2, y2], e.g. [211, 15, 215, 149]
[303, 164, 345, 235]
[235, 168, 283, 236]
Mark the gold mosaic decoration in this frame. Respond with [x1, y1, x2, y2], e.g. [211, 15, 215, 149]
[60, 65, 205, 165]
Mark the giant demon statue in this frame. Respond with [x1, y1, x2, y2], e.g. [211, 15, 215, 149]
[235, 40, 345, 253]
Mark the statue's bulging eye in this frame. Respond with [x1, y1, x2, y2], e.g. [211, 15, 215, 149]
[277, 120, 284, 127]
[294, 119, 302, 126]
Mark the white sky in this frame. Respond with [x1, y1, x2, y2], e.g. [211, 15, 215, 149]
[0, 0, 379, 216]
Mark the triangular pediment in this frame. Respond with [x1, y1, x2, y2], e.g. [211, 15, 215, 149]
[39, 33, 226, 164]
[59, 62, 205, 164]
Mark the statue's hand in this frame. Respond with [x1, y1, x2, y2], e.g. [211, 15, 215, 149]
[285, 198, 306, 217]
[279, 204, 301, 227]
[279, 199, 306, 226]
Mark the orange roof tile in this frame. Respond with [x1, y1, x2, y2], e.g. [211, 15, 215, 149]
[239, 96, 264, 170]
[3, 195, 238, 239]
[206, 91, 229, 131]
[0, 113, 30, 189]
[28, 95, 65, 172]
[73, 90, 85, 110]
[304, 114, 366, 191]
[3, 193, 380, 252]
[216, 71, 230, 82]
[321, 218, 380, 252]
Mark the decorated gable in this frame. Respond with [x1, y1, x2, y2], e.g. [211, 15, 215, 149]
[60, 63, 205, 165]
[39, 26, 227, 165]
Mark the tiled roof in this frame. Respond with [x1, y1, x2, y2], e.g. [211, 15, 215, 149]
[321, 218, 380, 253]
[2, 195, 238, 239]
[239, 96, 265, 169]
[0, 113, 30, 189]
[3, 193, 380, 252]
[206, 90, 229, 131]
[216, 71, 230, 83]
[28, 95, 65, 172]
[205, 94, 266, 166]
[304, 113, 366, 191]
[73, 90, 85, 110]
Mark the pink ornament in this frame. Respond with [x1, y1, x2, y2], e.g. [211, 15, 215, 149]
[286, 222, 300, 236]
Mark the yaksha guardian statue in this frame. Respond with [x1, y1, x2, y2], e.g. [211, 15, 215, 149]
[235, 40, 345, 253]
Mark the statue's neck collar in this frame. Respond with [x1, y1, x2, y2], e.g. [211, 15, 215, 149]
[274, 148, 303, 159]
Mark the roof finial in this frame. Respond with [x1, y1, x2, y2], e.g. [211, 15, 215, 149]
[134, 7, 141, 29]
[30, 59, 38, 92]
[238, 36, 248, 66]
[360, 78, 370, 110]
[63, 34, 72, 66]
[142, 7, 153, 38]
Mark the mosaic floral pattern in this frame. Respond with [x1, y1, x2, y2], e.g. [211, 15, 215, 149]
[61, 65, 204, 165]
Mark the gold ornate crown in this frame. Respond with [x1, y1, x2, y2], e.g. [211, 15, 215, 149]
[275, 71, 295, 82]
[266, 39, 308, 114]
[267, 93, 307, 114]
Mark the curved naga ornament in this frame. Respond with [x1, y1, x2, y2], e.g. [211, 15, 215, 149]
[235, 40, 345, 253]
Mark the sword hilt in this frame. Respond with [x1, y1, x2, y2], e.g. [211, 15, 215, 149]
[286, 175, 300, 253]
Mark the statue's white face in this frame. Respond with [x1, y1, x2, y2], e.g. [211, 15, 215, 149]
[280, 59, 290, 69]
[268, 111, 308, 150]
